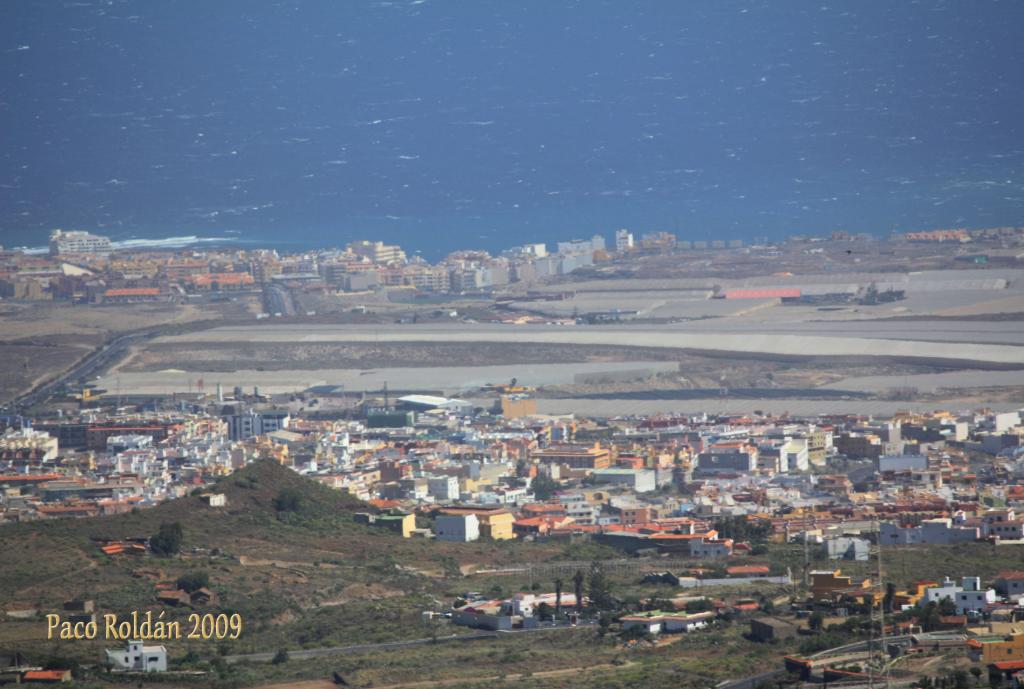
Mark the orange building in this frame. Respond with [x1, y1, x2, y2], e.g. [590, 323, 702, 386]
[532, 443, 611, 470]
[969, 632, 1024, 663]
[810, 569, 874, 603]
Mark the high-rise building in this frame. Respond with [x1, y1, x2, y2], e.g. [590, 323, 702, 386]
[49, 229, 112, 256]
[224, 408, 291, 440]
[615, 229, 634, 252]
[347, 240, 407, 265]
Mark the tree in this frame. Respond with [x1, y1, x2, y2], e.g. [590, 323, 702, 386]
[808, 611, 825, 632]
[554, 578, 564, 618]
[919, 601, 942, 631]
[273, 488, 304, 513]
[970, 667, 983, 686]
[176, 571, 210, 593]
[150, 522, 183, 556]
[686, 598, 713, 613]
[714, 515, 772, 543]
[587, 563, 614, 611]
[271, 648, 289, 664]
[573, 570, 585, 614]
[618, 625, 653, 643]
[536, 602, 554, 621]
[883, 582, 896, 614]
[531, 473, 559, 500]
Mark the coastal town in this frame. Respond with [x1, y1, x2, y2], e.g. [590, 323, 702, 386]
[1, 225, 1024, 688]
[4, 0, 1023, 685]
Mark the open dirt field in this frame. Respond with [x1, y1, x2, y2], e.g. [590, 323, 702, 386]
[98, 361, 682, 396]
[150, 323, 1024, 365]
[0, 300, 253, 402]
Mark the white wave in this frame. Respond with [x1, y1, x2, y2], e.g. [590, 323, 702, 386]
[18, 235, 242, 253]
[110, 235, 239, 250]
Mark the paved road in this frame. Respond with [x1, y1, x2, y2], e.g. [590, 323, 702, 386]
[716, 669, 785, 689]
[7, 317, 229, 410]
[713, 633, 918, 689]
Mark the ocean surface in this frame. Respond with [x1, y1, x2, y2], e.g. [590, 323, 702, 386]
[1, 1, 1022, 259]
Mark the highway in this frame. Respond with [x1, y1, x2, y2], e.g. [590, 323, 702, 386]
[7, 316, 229, 411]
[8, 330, 151, 411]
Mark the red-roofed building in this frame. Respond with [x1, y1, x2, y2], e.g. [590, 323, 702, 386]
[22, 669, 72, 683]
[0, 473, 63, 484]
[995, 572, 1024, 597]
[102, 287, 165, 303]
[521, 503, 568, 518]
[722, 288, 801, 300]
[37, 504, 100, 518]
[513, 515, 575, 537]
[184, 272, 255, 291]
[727, 565, 770, 576]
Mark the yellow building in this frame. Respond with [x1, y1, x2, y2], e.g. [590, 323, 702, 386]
[810, 570, 873, 603]
[439, 506, 516, 540]
[893, 581, 938, 609]
[968, 632, 1024, 663]
[377, 513, 416, 538]
[500, 396, 537, 419]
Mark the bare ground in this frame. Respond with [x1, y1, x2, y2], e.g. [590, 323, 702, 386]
[0, 299, 257, 402]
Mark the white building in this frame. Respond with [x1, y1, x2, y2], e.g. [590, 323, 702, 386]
[428, 476, 460, 502]
[825, 536, 870, 561]
[591, 468, 656, 493]
[107, 435, 154, 453]
[690, 539, 733, 558]
[954, 576, 996, 615]
[435, 513, 479, 542]
[201, 493, 227, 507]
[620, 611, 714, 635]
[0, 427, 59, 462]
[923, 577, 962, 606]
[503, 592, 579, 617]
[879, 518, 979, 545]
[878, 454, 928, 473]
[347, 240, 406, 265]
[994, 412, 1021, 433]
[564, 503, 597, 525]
[397, 395, 473, 415]
[780, 438, 809, 473]
[557, 238, 597, 255]
[615, 229, 634, 252]
[225, 409, 291, 441]
[106, 640, 167, 672]
[49, 229, 112, 255]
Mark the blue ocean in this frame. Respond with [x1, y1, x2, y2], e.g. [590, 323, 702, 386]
[1, 1, 1021, 259]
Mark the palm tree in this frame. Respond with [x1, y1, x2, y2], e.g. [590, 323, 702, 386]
[573, 569, 585, 614]
[555, 578, 564, 618]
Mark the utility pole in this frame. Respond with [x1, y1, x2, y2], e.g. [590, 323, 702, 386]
[877, 519, 889, 689]
[803, 510, 810, 589]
